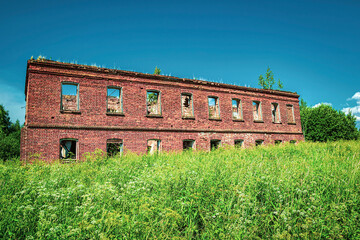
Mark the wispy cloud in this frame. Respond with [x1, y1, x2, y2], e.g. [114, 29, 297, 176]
[0, 82, 25, 124]
[312, 102, 332, 108]
[342, 92, 360, 122]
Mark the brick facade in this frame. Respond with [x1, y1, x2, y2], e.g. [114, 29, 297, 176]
[21, 59, 304, 160]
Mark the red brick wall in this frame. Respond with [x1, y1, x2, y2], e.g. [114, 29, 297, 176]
[21, 128, 304, 160]
[21, 60, 304, 160]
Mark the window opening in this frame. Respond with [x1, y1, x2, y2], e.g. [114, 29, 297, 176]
[234, 139, 244, 147]
[290, 140, 297, 144]
[181, 93, 194, 118]
[107, 87, 122, 113]
[210, 139, 221, 150]
[253, 101, 262, 121]
[147, 139, 161, 154]
[274, 140, 282, 145]
[208, 97, 220, 119]
[271, 103, 281, 123]
[60, 139, 77, 159]
[107, 139, 123, 157]
[61, 83, 78, 111]
[287, 104, 295, 123]
[147, 91, 161, 115]
[232, 99, 242, 120]
[183, 140, 195, 150]
[255, 140, 264, 146]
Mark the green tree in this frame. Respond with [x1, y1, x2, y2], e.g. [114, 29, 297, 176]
[0, 104, 21, 160]
[0, 104, 11, 135]
[300, 101, 359, 142]
[258, 67, 283, 90]
[154, 66, 161, 75]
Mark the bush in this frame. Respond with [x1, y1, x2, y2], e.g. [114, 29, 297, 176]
[0, 130, 20, 160]
[300, 103, 359, 142]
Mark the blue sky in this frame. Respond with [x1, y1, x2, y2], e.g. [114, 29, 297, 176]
[0, 0, 359, 127]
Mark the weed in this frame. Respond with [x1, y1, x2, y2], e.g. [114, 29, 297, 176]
[0, 141, 359, 238]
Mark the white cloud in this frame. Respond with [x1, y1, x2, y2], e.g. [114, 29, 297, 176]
[342, 92, 360, 124]
[342, 106, 360, 115]
[347, 92, 360, 102]
[312, 102, 332, 108]
[0, 83, 25, 124]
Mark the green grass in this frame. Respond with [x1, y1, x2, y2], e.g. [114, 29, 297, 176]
[1, 141, 360, 239]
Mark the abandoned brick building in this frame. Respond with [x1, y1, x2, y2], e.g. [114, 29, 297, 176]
[20, 59, 304, 160]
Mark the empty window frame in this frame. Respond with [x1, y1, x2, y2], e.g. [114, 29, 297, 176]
[287, 104, 295, 124]
[274, 140, 282, 145]
[208, 96, 220, 119]
[146, 91, 161, 115]
[147, 139, 161, 154]
[290, 140, 297, 144]
[107, 139, 123, 157]
[255, 139, 264, 146]
[61, 83, 79, 111]
[271, 103, 281, 123]
[234, 139, 244, 148]
[253, 101, 262, 121]
[181, 93, 194, 118]
[232, 99, 243, 120]
[183, 140, 195, 150]
[210, 139, 221, 150]
[107, 87, 122, 113]
[60, 139, 78, 160]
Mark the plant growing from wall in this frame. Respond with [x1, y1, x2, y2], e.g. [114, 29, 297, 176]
[258, 67, 283, 90]
[154, 66, 161, 75]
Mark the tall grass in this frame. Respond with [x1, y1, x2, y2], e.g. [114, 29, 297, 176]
[1, 141, 360, 239]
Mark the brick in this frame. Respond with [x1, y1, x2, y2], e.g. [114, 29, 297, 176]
[20, 59, 304, 161]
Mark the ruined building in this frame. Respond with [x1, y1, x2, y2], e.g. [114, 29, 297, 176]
[21, 59, 304, 160]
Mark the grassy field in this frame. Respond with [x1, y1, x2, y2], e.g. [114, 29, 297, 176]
[1, 141, 360, 239]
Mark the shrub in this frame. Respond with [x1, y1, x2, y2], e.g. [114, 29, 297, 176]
[301, 103, 358, 142]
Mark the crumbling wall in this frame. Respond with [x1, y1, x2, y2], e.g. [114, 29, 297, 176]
[22, 60, 304, 160]
[107, 96, 122, 113]
[62, 95, 77, 111]
[182, 95, 193, 117]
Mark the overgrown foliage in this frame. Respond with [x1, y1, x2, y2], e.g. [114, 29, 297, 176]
[300, 101, 359, 142]
[0, 104, 21, 160]
[258, 67, 283, 90]
[1, 141, 360, 239]
[154, 66, 161, 75]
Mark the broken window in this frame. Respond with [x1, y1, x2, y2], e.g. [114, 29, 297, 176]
[234, 139, 244, 147]
[232, 99, 242, 120]
[290, 140, 297, 144]
[253, 101, 262, 121]
[183, 140, 195, 150]
[147, 139, 161, 154]
[147, 91, 161, 115]
[61, 83, 79, 111]
[210, 139, 221, 150]
[181, 93, 194, 118]
[271, 103, 281, 123]
[287, 104, 295, 123]
[208, 97, 220, 119]
[255, 139, 264, 146]
[107, 87, 122, 113]
[60, 139, 77, 160]
[274, 140, 282, 145]
[107, 139, 123, 157]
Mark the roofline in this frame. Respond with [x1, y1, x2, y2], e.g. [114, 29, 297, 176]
[25, 59, 300, 98]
